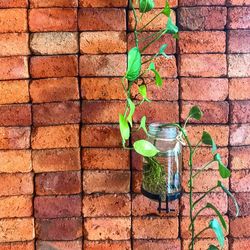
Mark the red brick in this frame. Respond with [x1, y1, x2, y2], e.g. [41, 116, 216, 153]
[0, 173, 33, 196]
[35, 171, 81, 195]
[0, 104, 31, 126]
[133, 217, 178, 239]
[0, 80, 29, 104]
[132, 0, 178, 8]
[227, 7, 250, 29]
[231, 170, 250, 192]
[30, 77, 79, 103]
[229, 192, 250, 216]
[179, 54, 227, 77]
[81, 125, 122, 147]
[0, 57, 29, 80]
[33, 102, 80, 126]
[181, 78, 228, 101]
[83, 194, 131, 217]
[134, 240, 181, 250]
[79, 8, 126, 31]
[80, 55, 126, 77]
[36, 218, 82, 240]
[0, 218, 34, 242]
[132, 171, 142, 193]
[178, 31, 226, 53]
[30, 32, 78, 55]
[182, 239, 229, 250]
[0, 127, 30, 149]
[181, 101, 229, 124]
[83, 170, 130, 194]
[230, 101, 250, 123]
[186, 125, 229, 146]
[0, 195, 32, 218]
[229, 78, 250, 100]
[230, 124, 250, 145]
[37, 240, 81, 250]
[30, 0, 78, 7]
[230, 146, 250, 170]
[33, 148, 80, 173]
[179, 0, 225, 5]
[84, 218, 130, 240]
[81, 78, 126, 100]
[31, 125, 79, 149]
[29, 8, 77, 32]
[228, 30, 250, 53]
[0, 33, 29, 56]
[178, 7, 227, 30]
[82, 148, 129, 170]
[228, 54, 250, 77]
[0, 9, 27, 32]
[0, 150, 31, 173]
[80, 31, 126, 54]
[84, 241, 131, 250]
[228, 0, 250, 5]
[128, 33, 176, 55]
[80, 0, 127, 7]
[0, 241, 34, 250]
[34, 195, 81, 219]
[230, 216, 250, 237]
[82, 101, 124, 124]
[0, 0, 27, 8]
[231, 239, 250, 250]
[30, 55, 78, 79]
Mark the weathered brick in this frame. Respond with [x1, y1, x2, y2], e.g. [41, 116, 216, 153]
[36, 218, 82, 240]
[229, 192, 250, 216]
[182, 239, 229, 250]
[179, 0, 225, 5]
[230, 101, 250, 123]
[132, 171, 142, 193]
[134, 240, 181, 250]
[0, 218, 34, 242]
[31, 32, 78, 55]
[80, 31, 126, 54]
[30, 77, 79, 103]
[228, 0, 250, 5]
[231, 170, 250, 192]
[0, 173, 33, 196]
[0, 150, 31, 173]
[230, 124, 250, 145]
[81, 125, 122, 147]
[84, 218, 130, 240]
[37, 240, 81, 250]
[0, 127, 30, 149]
[228, 54, 250, 77]
[178, 7, 227, 30]
[82, 148, 129, 170]
[0, 196, 32, 218]
[80, 0, 127, 7]
[84, 241, 131, 250]
[33, 148, 80, 173]
[179, 54, 227, 77]
[181, 78, 228, 101]
[29, 8, 77, 32]
[0, 0, 27, 8]
[34, 195, 81, 219]
[230, 146, 250, 170]
[229, 78, 250, 100]
[0, 33, 29, 56]
[35, 171, 81, 195]
[231, 239, 250, 250]
[30, 0, 78, 7]
[83, 194, 131, 217]
[0, 9, 27, 32]
[228, 30, 250, 53]
[0, 104, 31, 126]
[80, 55, 126, 77]
[0, 241, 34, 250]
[230, 216, 250, 237]
[178, 31, 226, 53]
[83, 170, 130, 194]
[33, 102, 80, 126]
[133, 217, 178, 239]
[31, 125, 79, 149]
[30, 55, 78, 79]
[0, 57, 29, 80]
[79, 8, 126, 31]
[132, 0, 178, 8]
[227, 7, 250, 29]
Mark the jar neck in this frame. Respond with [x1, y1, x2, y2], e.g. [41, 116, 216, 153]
[148, 123, 178, 140]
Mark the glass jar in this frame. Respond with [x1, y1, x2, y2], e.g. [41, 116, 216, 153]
[142, 123, 182, 202]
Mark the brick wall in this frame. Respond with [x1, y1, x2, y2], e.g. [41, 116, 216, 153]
[0, 0, 249, 249]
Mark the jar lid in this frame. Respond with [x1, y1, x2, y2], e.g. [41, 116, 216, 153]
[148, 123, 178, 140]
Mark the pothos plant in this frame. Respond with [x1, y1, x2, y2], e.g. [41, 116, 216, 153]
[119, 1, 239, 250]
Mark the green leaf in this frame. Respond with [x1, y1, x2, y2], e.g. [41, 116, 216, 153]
[134, 139, 160, 157]
[206, 203, 227, 230]
[149, 62, 163, 87]
[162, 1, 171, 17]
[166, 17, 178, 34]
[119, 114, 130, 142]
[214, 153, 231, 179]
[208, 245, 219, 250]
[127, 98, 136, 127]
[139, 0, 155, 13]
[209, 218, 225, 248]
[202, 131, 217, 154]
[139, 85, 147, 99]
[126, 47, 141, 82]
[139, 116, 148, 134]
[188, 106, 203, 120]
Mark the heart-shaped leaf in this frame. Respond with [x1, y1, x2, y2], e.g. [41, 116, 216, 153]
[139, 116, 148, 134]
[188, 106, 203, 120]
[166, 17, 178, 34]
[126, 47, 141, 82]
[202, 131, 217, 154]
[209, 218, 225, 248]
[214, 153, 231, 179]
[162, 1, 171, 17]
[206, 203, 227, 230]
[149, 62, 163, 87]
[139, 0, 155, 13]
[134, 139, 159, 157]
[119, 114, 130, 142]
[139, 84, 147, 99]
[127, 98, 135, 127]
[208, 245, 219, 250]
